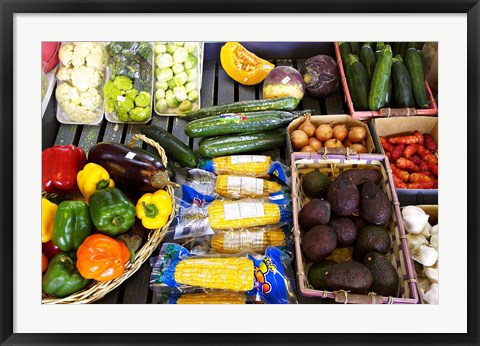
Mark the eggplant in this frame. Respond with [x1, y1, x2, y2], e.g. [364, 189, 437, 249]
[88, 142, 176, 192]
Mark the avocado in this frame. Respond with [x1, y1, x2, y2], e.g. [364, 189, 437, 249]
[301, 225, 337, 263]
[353, 225, 391, 261]
[327, 178, 359, 216]
[298, 199, 331, 231]
[301, 171, 331, 198]
[307, 259, 337, 290]
[323, 260, 373, 294]
[363, 252, 399, 297]
[359, 181, 392, 225]
[329, 217, 357, 247]
[336, 168, 382, 186]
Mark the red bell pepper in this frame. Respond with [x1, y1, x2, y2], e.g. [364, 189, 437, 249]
[42, 144, 86, 193]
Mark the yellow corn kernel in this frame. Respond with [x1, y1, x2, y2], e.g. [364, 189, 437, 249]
[176, 292, 246, 304]
[174, 257, 254, 291]
[208, 200, 281, 230]
[215, 175, 282, 199]
[212, 155, 271, 176]
[211, 228, 286, 254]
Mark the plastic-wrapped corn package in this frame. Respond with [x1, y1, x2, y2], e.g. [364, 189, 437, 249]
[149, 243, 298, 304]
[155, 291, 248, 304]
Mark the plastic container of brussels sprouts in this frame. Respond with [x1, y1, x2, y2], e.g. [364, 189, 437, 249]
[104, 42, 155, 124]
[55, 42, 107, 125]
[153, 42, 203, 116]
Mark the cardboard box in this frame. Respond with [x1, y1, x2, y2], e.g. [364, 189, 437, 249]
[372, 117, 438, 205]
[287, 114, 378, 163]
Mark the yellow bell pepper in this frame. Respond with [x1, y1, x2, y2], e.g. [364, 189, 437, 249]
[42, 198, 57, 243]
[77, 163, 114, 203]
[136, 190, 173, 229]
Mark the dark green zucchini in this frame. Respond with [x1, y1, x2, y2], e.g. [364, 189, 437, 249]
[368, 44, 393, 111]
[349, 42, 361, 56]
[185, 110, 298, 138]
[360, 43, 376, 83]
[385, 77, 392, 107]
[391, 55, 414, 108]
[184, 97, 300, 121]
[197, 129, 286, 158]
[345, 54, 369, 111]
[404, 48, 429, 109]
[375, 42, 385, 61]
[338, 42, 352, 69]
[140, 125, 198, 168]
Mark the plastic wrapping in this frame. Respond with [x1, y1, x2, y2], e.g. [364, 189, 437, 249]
[104, 42, 154, 123]
[55, 42, 107, 124]
[153, 291, 247, 304]
[149, 243, 298, 304]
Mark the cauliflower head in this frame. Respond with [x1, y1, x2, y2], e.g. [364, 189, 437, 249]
[113, 75, 133, 91]
[55, 83, 81, 105]
[58, 43, 74, 67]
[134, 91, 151, 107]
[71, 66, 103, 92]
[86, 51, 107, 71]
[79, 88, 102, 111]
[61, 102, 98, 124]
[56, 67, 72, 81]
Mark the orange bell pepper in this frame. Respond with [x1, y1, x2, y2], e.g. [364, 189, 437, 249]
[42, 198, 58, 243]
[76, 234, 130, 281]
[42, 253, 48, 272]
[220, 42, 274, 85]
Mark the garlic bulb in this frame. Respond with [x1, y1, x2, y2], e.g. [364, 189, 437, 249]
[417, 276, 431, 291]
[421, 222, 432, 238]
[424, 266, 439, 283]
[406, 233, 428, 251]
[431, 224, 439, 235]
[402, 206, 430, 234]
[421, 283, 439, 304]
[412, 243, 438, 267]
[430, 233, 439, 250]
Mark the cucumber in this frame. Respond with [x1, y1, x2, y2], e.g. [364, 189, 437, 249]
[140, 125, 198, 168]
[391, 56, 414, 108]
[184, 97, 300, 121]
[197, 129, 286, 158]
[345, 54, 369, 111]
[360, 43, 376, 83]
[185, 110, 298, 138]
[338, 42, 352, 70]
[368, 45, 393, 111]
[349, 42, 361, 56]
[404, 48, 429, 109]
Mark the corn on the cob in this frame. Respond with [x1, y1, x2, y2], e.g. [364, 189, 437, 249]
[176, 292, 246, 304]
[212, 155, 271, 176]
[211, 228, 286, 254]
[215, 175, 282, 199]
[174, 257, 254, 291]
[208, 200, 285, 230]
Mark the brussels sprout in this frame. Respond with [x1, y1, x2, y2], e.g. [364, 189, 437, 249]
[173, 47, 188, 64]
[156, 53, 174, 68]
[172, 63, 185, 75]
[186, 68, 198, 83]
[173, 86, 188, 102]
[178, 100, 192, 112]
[167, 79, 177, 90]
[184, 54, 198, 69]
[156, 67, 173, 82]
[154, 44, 167, 55]
[156, 99, 168, 113]
[174, 42, 185, 47]
[187, 90, 199, 102]
[173, 72, 188, 86]
[155, 88, 166, 100]
[155, 81, 169, 91]
[185, 81, 198, 93]
[166, 90, 179, 108]
[166, 43, 177, 54]
[184, 42, 197, 54]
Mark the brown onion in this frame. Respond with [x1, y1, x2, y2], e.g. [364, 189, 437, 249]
[332, 124, 349, 141]
[301, 145, 317, 153]
[349, 143, 368, 153]
[315, 124, 333, 142]
[308, 137, 323, 150]
[291, 130, 309, 150]
[324, 139, 345, 149]
[298, 114, 316, 137]
[347, 127, 367, 143]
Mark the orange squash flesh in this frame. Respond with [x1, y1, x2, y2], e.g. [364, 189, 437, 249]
[220, 42, 275, 86]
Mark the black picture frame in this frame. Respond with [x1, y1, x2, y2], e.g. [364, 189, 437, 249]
[1, 1, 479, 345]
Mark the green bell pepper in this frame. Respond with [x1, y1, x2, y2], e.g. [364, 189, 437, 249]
[52, 200, 92, 251]
[42, 252, 89, 298]
[89, 187, 136, 236]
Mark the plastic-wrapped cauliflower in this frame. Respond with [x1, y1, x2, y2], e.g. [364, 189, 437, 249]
[56, 67, 72, 82]
[79, 88, 102, 111]
[86, 51, 107, 71]
[58, 43, 74, 67]
[62, 103, 98, 124]
[71, 66, 103, 92]
[71, 43, 93, 67]
[56, 83, 81, 105]
[134, 91, 151, 107]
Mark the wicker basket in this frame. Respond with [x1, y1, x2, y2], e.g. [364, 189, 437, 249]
[42, 134, 176, 304]
[291, 153, 419, 304]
